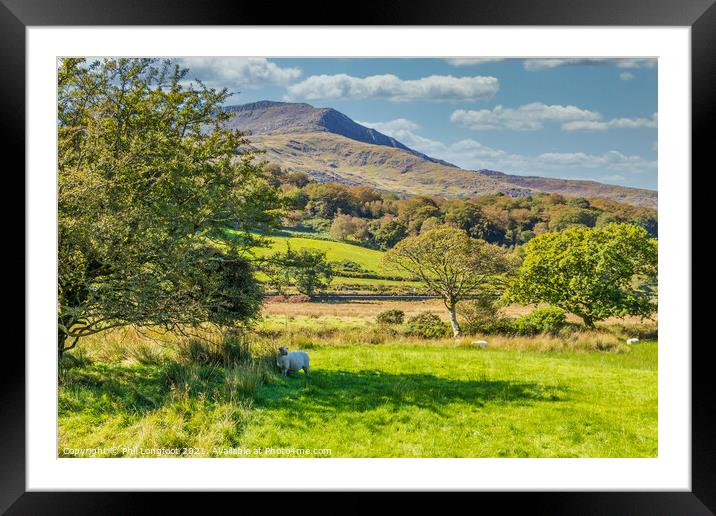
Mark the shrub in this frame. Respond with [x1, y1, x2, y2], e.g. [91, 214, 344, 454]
[513, 306, 567, 335]
[334, 260, 366, 274]
[458, 298, 500, 334]
[176, 333, 253, 367]
[376, 309, 405, 325]
[479, 317, 517, 335]
[458, 298, 516, 335]
[405, 312, 450, 338]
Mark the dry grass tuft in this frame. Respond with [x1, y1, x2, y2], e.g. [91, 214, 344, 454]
[455, 331, 628, 353]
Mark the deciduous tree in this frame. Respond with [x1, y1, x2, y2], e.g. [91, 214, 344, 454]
[58, 58, 281, 357]
[506, 223, 657, 328]
[261, 243, 334, 297]
[383, 227, 512, 336]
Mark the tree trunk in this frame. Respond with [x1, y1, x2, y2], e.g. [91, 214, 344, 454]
[582, 315, 596, 329]
[447, 303, 462, 337]
[58, 329, 67, 360]
[58, 327, 79, 360]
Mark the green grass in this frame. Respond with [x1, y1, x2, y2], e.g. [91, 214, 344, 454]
[259, 274, 421, 291]
[226, 229, 419, 293]
[227, 229, 400, 277]
[246, 232, 385, 272]
[243, 343, 657, 457]
[59, 337, 657, 458]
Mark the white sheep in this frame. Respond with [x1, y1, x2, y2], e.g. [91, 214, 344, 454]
[472, 340, 489, 348]
[626, 338, 640, 345]
[276, 346, 310, 376]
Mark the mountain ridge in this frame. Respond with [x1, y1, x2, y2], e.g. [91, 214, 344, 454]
[224, 101, 657, 208]
[224, 101, 457, 167]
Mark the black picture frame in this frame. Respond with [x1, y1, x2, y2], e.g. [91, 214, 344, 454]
[4, 0, 711, 513]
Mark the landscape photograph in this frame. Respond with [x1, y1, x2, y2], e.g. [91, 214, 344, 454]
[58, 57, 658, 458]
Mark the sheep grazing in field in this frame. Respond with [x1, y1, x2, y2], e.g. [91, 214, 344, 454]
[626, 338, 640, 345]
[472, 340, 489, 348]
[276, 346, 311, 376]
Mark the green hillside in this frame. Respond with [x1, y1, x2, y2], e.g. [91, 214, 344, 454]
[225, 229, 419, 293]
[249, 232, 386, 274]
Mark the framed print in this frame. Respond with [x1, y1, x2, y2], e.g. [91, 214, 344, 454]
[6, 0, 713, 513]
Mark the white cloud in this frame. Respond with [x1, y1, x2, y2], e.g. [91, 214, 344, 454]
[620, 72, 636, 81]
[359, 118, 655, 183]
[414, 136, 530, 171]
[451, 103, 657, 132]
[358, 119, 519, 167]
[444, 58, 506, 67]
[359, 119, 451, 156]
[524, 58, 657, 71]
[177, 57, 302, 89]
[562, 113, 658, 132]
[446, 141, 655, 177]
[285, 73, 499, 102]
[537, 150, 656, 171]
[358, 118, 421, 133]
[450, 103, 601, 131]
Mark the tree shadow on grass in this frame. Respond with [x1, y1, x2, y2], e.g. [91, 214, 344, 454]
[59, 361, 235, 417]
[59, 363, 172, 416]
[257, 369, 567, 419]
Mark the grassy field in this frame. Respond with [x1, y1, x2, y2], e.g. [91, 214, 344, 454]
[240, 231, 387, 274]
[226, 229, 425, 294]
[58, 306, 658, 458]
[246, 343, 657, 457]
[261, 298, 658, 328]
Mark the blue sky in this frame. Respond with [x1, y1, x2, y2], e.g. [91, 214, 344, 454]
[176, 57, 657, 190]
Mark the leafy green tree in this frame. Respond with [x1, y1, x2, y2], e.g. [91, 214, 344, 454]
[509, 207, 537, 228]
[634, 215, 659, 238]
[506, 223, 657, 328]
[182, 245, 264, 326]
[328, 214, 371, 243]
[475, 204, 509, 244]
[262, 163, 285, 187]
[350, 218, 371, 242]
[419, 216, 441, 234]
[282, 187, 309, 210]
[395, 197, 441, 236]
[262, 244, 334, 297]
[533, 222, 549, 235]
[57, 58, 281, 357]
[568, 197, 591, 209]
[283, 171, 311, 188]
[548, 205, 598, 231]
[517, 229, 535, 244]
[373, 219, 408, 250]
[330, 214, 360, 241]
[384, 227, 512, 337]
[304, 183, 357, 217]
[595, 212, 619, 227]
[442, 200, 488, 238]
[350, 185, 382, 213]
